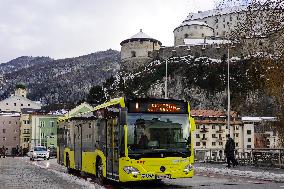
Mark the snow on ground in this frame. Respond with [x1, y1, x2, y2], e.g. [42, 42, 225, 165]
[196, 164, 284, 182]
[31, 158, 105, 189]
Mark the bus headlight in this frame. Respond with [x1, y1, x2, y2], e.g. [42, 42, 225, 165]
[123, 166, 140, 175]
[184, 164, 193, 172]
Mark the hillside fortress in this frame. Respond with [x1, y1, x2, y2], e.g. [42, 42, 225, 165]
[120, 6, 246, 71]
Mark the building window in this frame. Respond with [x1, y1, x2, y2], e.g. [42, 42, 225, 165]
[215, 18, 219, 23]
[40, 121, 45, 127]
[202, 142, 206, 146]
[247, 145, 252, 149]
[21, 104, 23, 106]
[28, 104, 30, 106]
[235, 133, 239, 137]
[131, 51, 136, 57]
[148, 51, 151, 57]
[216, 32, 219, 36]
[9, 121, 11, 124]
[247, 130, 251, 135]
[235, 126, 239, 130]
[2, 129, 5, 133]
[201, 33, 204, 37]
[223, 24, 226, 28]
[14, 129, 17, 133]
[212, 142, 216, 146]
[3, 137, 6, 141]
[184, 33, 189, 38]
[216, 25, 218, 29]
[6, 103, 8, 105]
[89, 123, 92, 128]
[248, 138, 251, 142]
[223, 31, 226, 36]
[50, 121, 55, 127]
[196, 125, 200, 129]
[14, 103, 16, 106]
[196, 134, 200, 138]
[196, 142, 200, 146]
[223, 18, 225, 22]
[212, 125, 215, 129]
[236, 142, 239, 147]
[13, 136, 16, 141]
[212, 134, 216, 138]
[219, 142, 223, 145]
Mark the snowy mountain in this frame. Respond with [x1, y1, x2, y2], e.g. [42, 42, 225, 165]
[0, 49, 120, 105]
[105, 55, 277, 116]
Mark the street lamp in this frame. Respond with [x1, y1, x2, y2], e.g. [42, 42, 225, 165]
[165, 59, 168, 99]
[227, 48, 231, 136]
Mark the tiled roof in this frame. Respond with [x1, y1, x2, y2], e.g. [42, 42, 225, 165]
[191, 109, 238, 118]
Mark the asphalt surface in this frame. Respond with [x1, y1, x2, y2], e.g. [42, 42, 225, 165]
[1, 157, 284, 189]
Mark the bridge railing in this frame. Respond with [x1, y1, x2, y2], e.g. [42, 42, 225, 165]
[194, 148, 284, 167]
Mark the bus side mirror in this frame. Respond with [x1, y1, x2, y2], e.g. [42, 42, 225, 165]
[190, 117, 196, 131]
[120, 108, 127, 125]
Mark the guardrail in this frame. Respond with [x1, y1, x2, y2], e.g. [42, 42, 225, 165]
[195, 148, 284, 167]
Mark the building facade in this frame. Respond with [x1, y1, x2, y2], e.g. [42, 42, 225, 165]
[0, 88, 41, 112]
[120, 29, 162, 71]
[30, 114, 59, 149]
[0, 113, 20, 154]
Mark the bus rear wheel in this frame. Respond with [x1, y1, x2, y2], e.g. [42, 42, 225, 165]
[96, 158, 105, 184]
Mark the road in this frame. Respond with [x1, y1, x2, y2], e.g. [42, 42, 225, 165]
[0, 157, 284, 189]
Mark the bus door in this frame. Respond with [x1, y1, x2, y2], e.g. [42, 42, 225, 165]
[106, 118, 120, 180]
[74, 123, 82, 170]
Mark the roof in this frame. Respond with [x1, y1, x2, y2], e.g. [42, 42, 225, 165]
[120, 29, 162, 46]
[242, 117, 277, 122]
[184, 5, 246, 21]
[175, 21, 211, 31]
[191, 109, 238, 118]
[0, 95, 42, 107]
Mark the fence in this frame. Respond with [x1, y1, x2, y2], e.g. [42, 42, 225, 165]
[195, 148, 284, 167]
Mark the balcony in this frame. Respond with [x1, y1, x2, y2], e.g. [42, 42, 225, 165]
[216, 129, 225, 133]
[200, 128, 209, 133]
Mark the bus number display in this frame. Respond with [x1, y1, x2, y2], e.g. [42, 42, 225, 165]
[148, 103, 181, 112]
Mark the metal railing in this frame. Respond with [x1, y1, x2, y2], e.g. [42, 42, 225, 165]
[195, 148, 284, 167]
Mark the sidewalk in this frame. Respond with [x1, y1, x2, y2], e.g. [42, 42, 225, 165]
[195, 162, 284, 182]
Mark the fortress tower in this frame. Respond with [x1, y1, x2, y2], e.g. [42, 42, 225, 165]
[120, 29, 162, 71]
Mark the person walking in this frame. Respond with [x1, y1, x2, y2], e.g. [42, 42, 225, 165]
[0, 145, 6, 158]
[224, 134, 238, 168]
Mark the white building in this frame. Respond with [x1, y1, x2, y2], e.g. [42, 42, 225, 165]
[174, 6, 246, 46]
[242, 117, 279, 148]
[0, 87, 41, 112]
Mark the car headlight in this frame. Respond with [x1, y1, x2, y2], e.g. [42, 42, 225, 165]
[123, 166, 139, 175]
[33, 152, 37, 156]
[184, 164, 193, 172]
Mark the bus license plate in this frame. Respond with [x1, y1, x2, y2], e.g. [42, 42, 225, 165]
[156, 174, 171, 179]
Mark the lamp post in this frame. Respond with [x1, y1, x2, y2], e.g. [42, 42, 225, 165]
[227, 48, 231, 136]
[165, 59, 168, 99]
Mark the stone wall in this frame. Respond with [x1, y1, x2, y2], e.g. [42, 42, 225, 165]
[151, 44, 242, 60]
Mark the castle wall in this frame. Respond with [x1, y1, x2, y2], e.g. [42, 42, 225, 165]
[121, 40, 160, 60]
[174, 25, 214, 46]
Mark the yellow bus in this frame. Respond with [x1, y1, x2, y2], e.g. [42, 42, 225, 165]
[57, 97, 195, 182]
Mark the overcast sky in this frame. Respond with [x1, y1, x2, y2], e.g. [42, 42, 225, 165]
[0, 0, 216, 63]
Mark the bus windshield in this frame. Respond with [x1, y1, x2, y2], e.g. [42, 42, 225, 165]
[127, 113, 190, 158]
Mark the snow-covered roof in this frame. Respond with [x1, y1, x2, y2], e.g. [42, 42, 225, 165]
[185, 5, 246, 21]
[179, 21, 210, 28]
[129, 29, 153, 39]
[242, 117, 277, 122]
[120, 29, 162, 46]
[184, 38, 231, 46]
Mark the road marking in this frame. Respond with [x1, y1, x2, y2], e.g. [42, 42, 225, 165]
[279, 186, 284, 188]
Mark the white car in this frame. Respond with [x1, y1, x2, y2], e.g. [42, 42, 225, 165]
[29, 146, 50, 161]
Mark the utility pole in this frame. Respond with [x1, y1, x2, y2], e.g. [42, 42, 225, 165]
[227, 48, 231, 136]
[165, 59, 168, 99]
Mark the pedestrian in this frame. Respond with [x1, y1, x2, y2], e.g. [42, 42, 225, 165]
[224, 134, 238, 168]
[19, 146, 23, 156]
[16, 144, 19, 156]
[2, 145, 6, 158]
